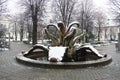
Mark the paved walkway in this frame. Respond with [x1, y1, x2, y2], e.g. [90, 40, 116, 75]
[0, 42, 120, 80]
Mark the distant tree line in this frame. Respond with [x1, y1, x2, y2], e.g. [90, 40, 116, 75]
[0, 24, 6, 38]
[7, 0, 108, 45]
[0, 0, 7, 38]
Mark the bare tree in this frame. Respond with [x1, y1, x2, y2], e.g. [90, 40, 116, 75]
[21, 0, 47, 45]
[94, 11, 107, 41]
[0, 24, 6, 38]
[24, 12, 32, 43]
[0, 0, 7, 16]
[9, 16, 19, 41]
[77, 0, 95, 42]
[51, 0, 77, 26]
[8, 14, 25, 41]
[17, 14, 25, 41]
[109, 0, 120, 23]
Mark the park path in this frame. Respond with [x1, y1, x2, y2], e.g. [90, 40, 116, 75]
[0, 42, 120, 80]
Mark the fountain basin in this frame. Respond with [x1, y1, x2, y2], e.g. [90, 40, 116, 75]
[16, 53, 112, 69]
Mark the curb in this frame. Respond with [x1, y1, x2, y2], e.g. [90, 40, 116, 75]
[16, 54, 112, 69]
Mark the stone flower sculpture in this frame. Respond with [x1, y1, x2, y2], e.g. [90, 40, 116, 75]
[24, 21, 106, 62]
[44, 21, 85, 61]
[44, 21, 84, 47]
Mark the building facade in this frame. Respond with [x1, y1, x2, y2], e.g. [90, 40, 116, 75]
[93, 26, 119, 41]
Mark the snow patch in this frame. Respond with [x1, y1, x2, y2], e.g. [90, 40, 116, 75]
[48, 46, 67, 61]
[83, 45, 104, 57]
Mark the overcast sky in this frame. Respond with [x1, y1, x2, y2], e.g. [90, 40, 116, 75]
[6, 0, 116, 26]
[7, 0, 112, 20]
[7, 0, 22, 15]
[7, 0, 110, 14]
[93, 0, 109, 7]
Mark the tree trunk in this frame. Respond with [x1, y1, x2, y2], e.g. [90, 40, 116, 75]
[98, 30, 100, 41]
[27, 25, 32, 43]
[32, 16, 38, 45]
[15, 23, 17, 41]
[20, 28, 23, 41]
[98, 25, 101, 41]
[28, 32, 32, 43]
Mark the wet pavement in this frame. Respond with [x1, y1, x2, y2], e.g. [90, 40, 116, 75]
[0, 42, 120, 80]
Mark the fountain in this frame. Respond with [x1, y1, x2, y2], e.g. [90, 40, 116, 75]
[16, 21, 112, 68]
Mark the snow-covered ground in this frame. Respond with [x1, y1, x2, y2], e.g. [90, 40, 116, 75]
[0, 48, 9, 51]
